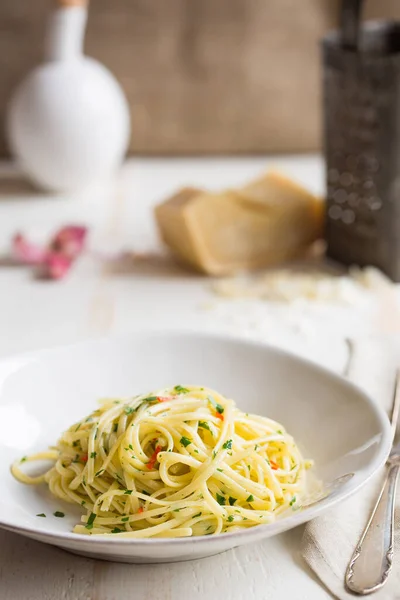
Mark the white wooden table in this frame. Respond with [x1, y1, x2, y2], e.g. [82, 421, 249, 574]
[0, 154, 386, 600]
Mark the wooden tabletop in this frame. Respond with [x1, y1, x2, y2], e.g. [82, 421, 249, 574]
[0, 154, 390, 600]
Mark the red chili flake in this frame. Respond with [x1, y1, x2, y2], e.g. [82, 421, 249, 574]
[215, 412, 224, 421]
[147, 445, 162, 470]
[138, 506, 144, 514]
[156, 396, 171, 403]
[270, 460, 279, 470]
[81, 454, 88, 463]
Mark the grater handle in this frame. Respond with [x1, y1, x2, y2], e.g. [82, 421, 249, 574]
[340, 0, 364, 50]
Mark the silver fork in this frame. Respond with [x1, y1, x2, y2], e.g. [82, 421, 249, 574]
[345, 371, 400, 595]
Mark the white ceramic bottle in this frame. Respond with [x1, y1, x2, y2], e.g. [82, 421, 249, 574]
[7, 0, 131, 193]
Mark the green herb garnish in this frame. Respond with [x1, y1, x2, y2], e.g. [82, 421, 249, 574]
[229, 496, 237, 506]
[193, 512, 202, 518]
[36, 513, 46, 517]
[121, 516, 130, 522]
[290, 496, 296, 506]
[20, 456, 27, 463]
[90, 452, 97, 459]
[54, 511, 65, 518]
[180, 436, 191, 447]
[124, 489, 133, 495]
[216, 493, 225, 505]
[124, 406, 134, 415]
[216, 468, 223, 472]
[227, 515, 234, 522]
[85, 512, 96, 530]
[129, 444, 133, 450]
[111, 527, 122, 533]
[246, 495, 254, 503]
[198, 421, 211, 432]
[72, 441, 78, 447]
[222, 439, 232, 450]
[208, 395, 224, 414]
[95, 469, 104, 477]
[174, 385, 190, 394]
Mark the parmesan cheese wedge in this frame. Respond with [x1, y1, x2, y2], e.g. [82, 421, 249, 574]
[155, 171, 324, 275]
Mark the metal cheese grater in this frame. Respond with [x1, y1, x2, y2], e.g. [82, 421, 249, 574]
[323, 0, 400, 281]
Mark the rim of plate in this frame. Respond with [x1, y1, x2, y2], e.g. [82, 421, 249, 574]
[0, 330, 392, 546]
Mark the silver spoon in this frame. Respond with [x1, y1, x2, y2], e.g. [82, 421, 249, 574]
[345, 371, 400, 595]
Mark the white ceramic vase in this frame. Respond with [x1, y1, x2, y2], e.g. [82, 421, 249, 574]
[7, 0, 131, 193]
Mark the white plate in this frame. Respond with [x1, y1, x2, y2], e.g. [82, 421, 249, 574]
[0, 332, 391, 563]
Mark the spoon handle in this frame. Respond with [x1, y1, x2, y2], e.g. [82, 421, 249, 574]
[345, 463, 400, 595]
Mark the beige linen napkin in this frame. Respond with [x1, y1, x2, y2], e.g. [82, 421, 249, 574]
[302, 335, 400, 600]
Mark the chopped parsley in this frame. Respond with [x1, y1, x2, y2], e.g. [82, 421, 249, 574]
[90, 452, 97, 459]
[193, 512, 202, 518]
[54, 511, 65, 518]
[85, 512, 96, 530]
[277, 429, 283, 435]
[180, 436, 191, 447]
[198, 421, 212, 432]
[212, 450, 217, 459]
[124, 489, 133, 495]
[290, 496, 296, 506]
[174, 385, 190, 394]
[246, 495, 254, 503]
[111, 527, 123, 533]
[124, 406, 134, 415]
[254, 444, 259, 451]
[36, 513, 46, 517]
[129, 444, 133, 450]
[229, 496, 237, 506]
[81, 501, 86, 506]
[121, 516, 130, 522]
[95, 469, 104, 477]
[227, 515, 234, 522]
[216, 493, 225, 505]
[222, 439, 232, 450]
[142, 396, 158, 403]
[208, 395, 224, 414]
[72, 441, 79, 447]
[216, 468, 223, 472]
[20, 456, 27, 463]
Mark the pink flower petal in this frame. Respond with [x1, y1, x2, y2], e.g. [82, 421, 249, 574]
[41, 253, 73, 280]
[50, 225, 87, 260]
[11, 233, 46, 265]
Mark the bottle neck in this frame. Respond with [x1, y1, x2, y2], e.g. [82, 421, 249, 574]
[45, 6, 87, 61]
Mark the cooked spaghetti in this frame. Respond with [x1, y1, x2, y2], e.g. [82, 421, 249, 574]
[11, 385, 313, 538]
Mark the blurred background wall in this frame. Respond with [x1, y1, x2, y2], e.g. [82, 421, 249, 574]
[1, 0, 400, 156]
